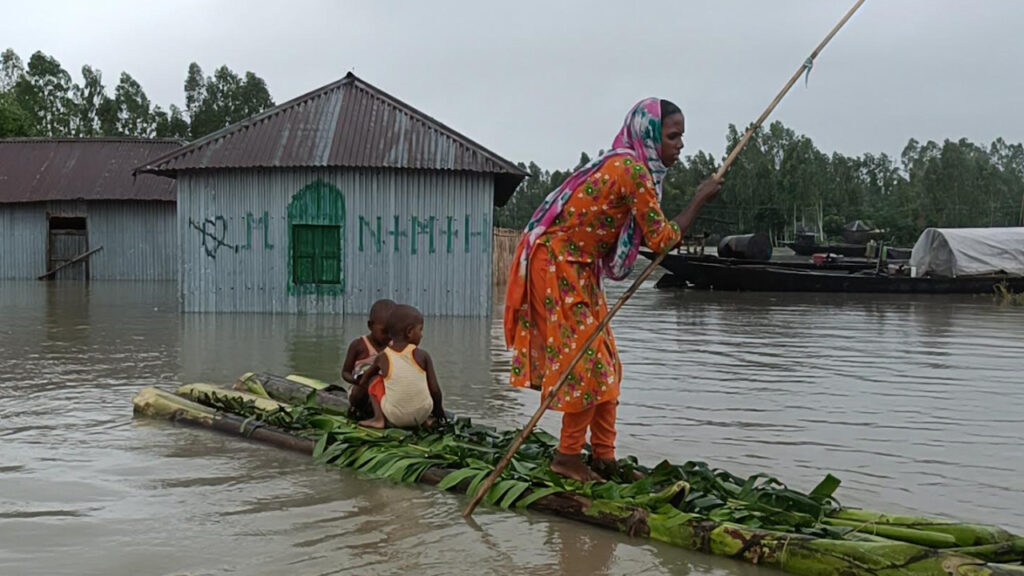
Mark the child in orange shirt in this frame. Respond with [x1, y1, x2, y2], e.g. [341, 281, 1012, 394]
[345, 299, 395, 418]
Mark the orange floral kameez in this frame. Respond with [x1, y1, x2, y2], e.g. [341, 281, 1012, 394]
[503, 153, 681, 414]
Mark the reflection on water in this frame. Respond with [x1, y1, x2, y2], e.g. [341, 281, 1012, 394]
[1, 278, 1022, 575]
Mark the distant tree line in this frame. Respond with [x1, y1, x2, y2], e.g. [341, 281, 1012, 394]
[496, 122, 1024, 246]
[0, 48, 275, 140]
[3, 48, 1022, 245]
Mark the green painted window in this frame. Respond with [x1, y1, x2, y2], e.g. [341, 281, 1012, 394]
[287, 180, 345, 295]
[291, 224, 341, 285]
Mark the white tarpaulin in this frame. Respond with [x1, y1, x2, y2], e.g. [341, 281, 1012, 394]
[910, 227, 1024, 277]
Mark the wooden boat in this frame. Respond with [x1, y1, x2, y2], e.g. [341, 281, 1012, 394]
[650, 228, 1024, 294]
[650, 254, 1024, 294]
[656, 252, 883, 273]
[783, 231, 912, 260]
[132, 374, 1024, 576]
[784, 241, 912, 260]
[786, 240, 869, 257]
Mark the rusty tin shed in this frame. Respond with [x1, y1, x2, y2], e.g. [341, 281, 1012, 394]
[137, 73, 526, 316]
[0, 138, 184, 280]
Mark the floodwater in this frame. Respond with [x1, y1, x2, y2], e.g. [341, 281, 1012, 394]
[1, 278, 1022, 576]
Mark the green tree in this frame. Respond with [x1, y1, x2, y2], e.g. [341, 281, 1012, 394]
[73, 65, 106, 137]
[661, 150, 717, 228]
[715, 122, 776, 234]
[494, 161, 551, 229]
[111, 72, 155, 136]
[186, 64, 275, 138]
[13, 51, 75, 136]
[237, 71, 274, 118]
[0, 91, 34, 137]
[153, 104, 189, 138]
[184, 62, 205, 122]
[3, 51, 280, 143]
[97, 94, 117, 136]
[0, 48, 24, 93]
[0, 48, 32, 137]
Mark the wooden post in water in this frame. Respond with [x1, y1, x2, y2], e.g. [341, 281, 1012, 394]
[492, 228, 523, 286]
[37, 245, 103, 280]
[463, 0, 870, 519]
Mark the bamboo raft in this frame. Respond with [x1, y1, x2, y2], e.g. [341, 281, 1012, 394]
[132, 373, 1024, 576]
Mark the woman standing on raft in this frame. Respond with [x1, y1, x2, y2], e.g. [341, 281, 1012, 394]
[504, 98, 721, 482]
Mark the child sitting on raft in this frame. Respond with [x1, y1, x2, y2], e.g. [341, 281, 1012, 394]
[344, 299, 395, 418]
[356, 304, 446, 429]
[342, 299, 395, 386]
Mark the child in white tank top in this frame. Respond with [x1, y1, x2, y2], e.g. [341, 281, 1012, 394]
[357, 304, 446, 429]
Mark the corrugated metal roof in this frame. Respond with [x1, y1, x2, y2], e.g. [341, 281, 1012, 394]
[0, 138, 184, 203]
[135, 73, 527, 204]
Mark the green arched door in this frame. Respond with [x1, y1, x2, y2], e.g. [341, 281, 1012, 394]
[287, 180, 345, 296]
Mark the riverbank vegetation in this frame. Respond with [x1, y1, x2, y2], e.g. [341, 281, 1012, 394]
[496, 124, 1024, 246]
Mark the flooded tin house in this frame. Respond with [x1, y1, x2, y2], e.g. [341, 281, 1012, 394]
[0, 138, 184, 280]
[137, 73, 526, 315]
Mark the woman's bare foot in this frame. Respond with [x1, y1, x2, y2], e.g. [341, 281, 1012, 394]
[550, 452, 605, 483]
[592, 457, 645, 481]
[359, 415, 386, 429]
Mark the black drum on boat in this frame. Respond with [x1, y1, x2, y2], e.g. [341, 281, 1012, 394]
[717, 233, 773, 261]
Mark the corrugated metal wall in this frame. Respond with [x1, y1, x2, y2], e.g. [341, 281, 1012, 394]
[0, 204, 47, 279]
[0, 201, 176, 280]
[177, 169, 495, 315]
[88, 201, 177, 280]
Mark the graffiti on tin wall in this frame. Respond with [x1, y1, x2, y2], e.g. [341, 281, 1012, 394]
[357, 214, 488, 254]
[190, 212, 488, 259]
[188, 211, 274, 259]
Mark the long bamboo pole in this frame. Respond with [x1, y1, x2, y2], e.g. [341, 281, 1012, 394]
[464, 0, 869, 518]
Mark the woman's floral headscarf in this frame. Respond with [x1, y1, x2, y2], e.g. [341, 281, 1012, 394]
[517, 98, 666, 281]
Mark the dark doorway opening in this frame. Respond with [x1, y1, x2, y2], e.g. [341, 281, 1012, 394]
[47, 216, 89, 280]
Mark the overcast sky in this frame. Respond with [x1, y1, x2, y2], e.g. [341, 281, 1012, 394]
[3, 1, 1023, 169]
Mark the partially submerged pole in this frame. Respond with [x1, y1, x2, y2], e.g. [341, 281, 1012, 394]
[37, 245, 103, 280]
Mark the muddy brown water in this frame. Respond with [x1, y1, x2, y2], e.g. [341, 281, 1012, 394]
[1, 279, 1022, 575]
